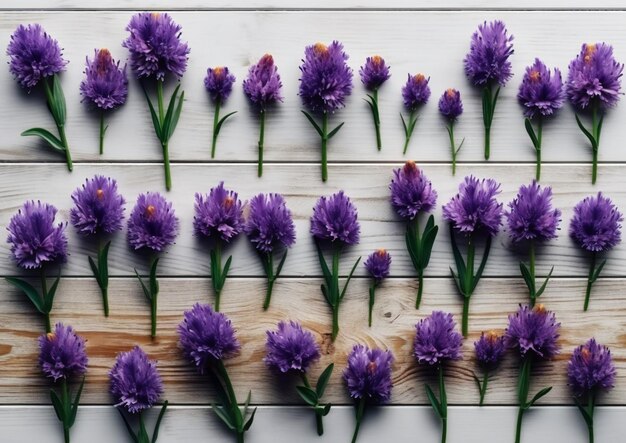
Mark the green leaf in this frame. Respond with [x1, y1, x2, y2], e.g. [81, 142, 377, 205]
[321, 403, 332, 416]
[456, 137, 466, 155]
[220, 256, 233, 289]
[472, 372, 482, 394]
[425, 384, 442, 418]
[151, 400, 169, 443]
[591, 259, 607, 282]
[161, 84, 182, 139]
[419, 217, 439, 269]
[471, 235, 492, 293]
[243, 406, 257, 431]
[166, 90, 185, 141]
[408, 112, 418, 134]
[327, 122, 345, 140]
[449, 267, 464, 295]
[524, 118, 539, 150]
[296, 386, 319, 407]
[519, 262, 535, 295]
[448, 224, 467, 290]
[400, 113, 408, 135]
[575, 114, 598, 150]
[21, 128, 66, 152]
[243, 390, 252, 418]
[274, 250, 288, 279]
[149, 258, 160, 299]
[50, 389, 65, 422]
[88, 256, 101, 287]
[214, 111, 237, 137]
[315, 242, 332, 289]
[212, 404, 236, 430]
[527, 386, 552, 408]
[44, 273, 61, 312]
[596, 114, 604, 146]
[482, 87, 492, 127]
[339, 256, 362, 300]
[68, 376, 85, 427]
[98, 241, 111, 289]
[301, 110, 323, 138]
[134, 268, 152, 302]
[320, 284, 331, 305]
[316, 363, 334, 398]
[573, 397, 593, 427]
[5, 277, 44, 313]
[141, 84, 163, 140]
[405, 229, 421, 271]
[534, 266, 554, 299]
[51, 75, 66, 125]
[117, 408, 139, 443]
[491, 87, 501, 122]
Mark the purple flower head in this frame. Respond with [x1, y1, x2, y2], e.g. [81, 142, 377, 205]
[414, 311, 463, 365]
[127, 192, 178, 252]
[517, 58, 564, 119]
[109, 346, 163, 414]
[343, 345, 394, 403]
[505, 304, 560, 359]
[359, 55, 391, 91]
[264, 321, 320, 373]
[570, 193, 623, 253]
[178, 303, 240, 373]
[464, 20, 514, 87]
[402, 73, 431, 111]
[70, 175, 125, 236]
[390, 161, 438, 220]
[7, 24, 67, 89]
[194, 182, 245, 244]
[310, 191, 360, 246]
[505, 181, 561, 244]
[7, 200, 67, 270]
[38, 323, 88, 382]
[364, 249, 391, 282]
[443, 176, 503, 237]
[299, 41, 354, 114]
[245, 193, 296, 254]
[567, 339, 616, 396]
[80, 49, 128, 110]
[474, 331, 506, 370]
[567, 43, 623, 111]
[122, 12, 190, 81]
[438, 88, 464, 121]
[243, 54, 283, 110]
[204, 66, 236, 103]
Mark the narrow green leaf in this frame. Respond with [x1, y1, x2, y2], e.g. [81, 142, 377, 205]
[212, 404, 236, 430]
[400, 113, 408, 135]
[315, 242, 332, 287]
[5, 277, 44, 313]
[449, 267, 464, 295]
[243, 390, 252, 418]
[243, 407, 257, 431]
[98, 241, 111, 288]
[316, 363, 334, 398]
[69, 376, 86, 427]
[425, 384, 442, 418]
[339, 256, 362, 300]
[575, 114, 598, 150]
[220, 256, 233, 288]
[296, 386, 319, 407]
[456, 137, 466, 155]
[134, 268, 152, 302]
[214, 111, 237, 137]
[161, 84, 181, 140]
[117, 408, 139, 443]
[591, 259, 607, 283]
[534, 266, 554, 298]
[141, 84, 162, 140]
[322, 403, 332, 416]
[274, 250, 288, 279]
[44, 273, 61, 312]
[482, 87, 492, 127]
[21, 128, 66, 152]
[527, 386, 552, 408]
[419, 220, 439, 269]
[471, 235, 492, 292]
[524, 118, 539, 150]
[448, 223, 467, 288]
[51, 74, 67, 125]
[166, 90, 185, 140]
[301, 110, 323, 138]
[519, 262, 535, 295]
[88, 256, 101, 287]
[151, 400, 169, 443]
[327, 122, 345, 140]
[573, 397, 593, 427]
[405, 230, 421, 271]
[320, 284, 331, 305]
[490, 87, 501, 122]
[149, 258, 160, 299]
[596, 114, 604, 146]
[50, 389, 65, 422]
[408, 112, 419, 134]
[472, 372, 482, 395]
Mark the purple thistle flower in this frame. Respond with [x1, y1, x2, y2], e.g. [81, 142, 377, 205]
[7, 201, 67, 270]
[127, 192, 179, 252]
[194, 182, 245, 244]
[359, 55, 390, 91]
[310, 191, 360, 246]
[464, 20, 514, 87]
[343, 345, 394, 403]
[242, 54, 283, 110]
[122, 12, 190, 81]
[567, 43, 623, 111]
[364, 249, 391, 282]
[70, 175, 125, 236]
[299, 41, 354, 114]
[505, 181, 561, 244]
[390, 161, 438, 220]
[567, 339, 616, 396]
[414, 311, 463, 365]
[474, 331, 506, 369]
[438, 88, 463, 121]
[264, 321, 320, 373]
[402, 73, 431, 111]
[80, 49, 128, 110]
[38, 323, 88, 382]
[178, 303, 240, 373]
[570, 193, 623, 253]
[109, 346, 163, 414]
[204, 66, 236, 103]
[517, 58, 564, 119]
[245, 193, 295, 254]
[505, 304, 560, 359]
[443, 176, 503, 237]
[7, 24, 67, 89]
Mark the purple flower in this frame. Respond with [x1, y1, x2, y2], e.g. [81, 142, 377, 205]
[194, 182, 245, 244]
[178, 303, 240, 373]
[570, 193, 623, 253]
[310, 191, 360, 246]
[204, 66, 236, 103]
[80, 49, 128, 110]
[474, 331, 506, 369]
[7, 201, 67, 270]
[464, 20, 514, 87]
[567, 43, 623, 111]
[299, 41, 354, 114]
[364, 249, 391, 282]
[517, 58, 564, 119]
[568, 339, 616, 396]
[505, 304, 560, 359]
[243, 54, 283, 110]
[122, 12, 190, 81]
[7, 24, 67, 89]
[264, 321, 320, 373]
[402, 73, 431, 111]
[443, 176, 503, 237]
[245, 193, 296, 254]
[70, 175, 125, 236]
[360, 55, 390, 91]
[390, 161, 438, 220]
[438, 88, 463, 121]
[505, 181, 561, 244]
[127, 192, 179, 252]
[109, 346, 163, 414]
[343, 345, 394, 403]
[38, 323, 88, 382]
[414, 311, 463, 365]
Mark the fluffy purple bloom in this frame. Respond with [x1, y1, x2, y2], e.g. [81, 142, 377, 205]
[310, 191, 360, 246]
[567, 339, 616, 396]
[7, 24, 67, 89]
[566, 43, 623, 111]
[343, 345, 394, 403]
[178, 303, 240, 373]
[194, 182, 245, 244]
[122, 12, 190, 81]
[80, 49, 128, 110]
[506, 181, 561, 244]
[570, 193, 623, 253]
[464, 20, 514, 87]
[245, 193, 296, 254]
[364, 249, 391, 282]
[127, 192, 178, 252]
[109, 346, 163, 414]
[390, 161, 438, 220]
[414, 311, 463, 365]
[242, 54, 283, 110]
[264, 321, 320, 373]
[505, 304, 560, 359]
[38, 323, 88, 382]
[299, 41, 354, 114]
[402, 73, 431, 111]
[517, 59, 564, 119]
[359, 55, 390, 91]
[70, 175, 125, 236]
[7, 201, 67, 270]
[438, 88, 463, 121]
[474, 331, 506, 369]
[204, 66, 236, 103]
[443, 176, 503, 237]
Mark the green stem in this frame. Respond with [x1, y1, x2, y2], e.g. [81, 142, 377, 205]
[448, 121, 456, 175]
[368, 283, 376, 327]
[44, 78, 72, 171]
[351, 398, 366, 443]
[584, 253, 597, 311]
[211, 99, 221, 159]
[411, 217, 424, 309]
[258, 110, 265, 177]
[302, 374, 324, 435]
[515, 357, 532, 443]
[403, 110, 415, 155]
[373, 89, 381, 150]
[479, 371, 489, 406]
[591, 103, 598, 185]
[215, 360, 242, 433]
[416, 272, 424, 310]
[99, 110, 105, 155]
[515, 405, 524, 443]
[150, 258, 158, 339]
[41, 266, 51, 333]
[321, 112, 328, 182]
[263, 253, 274, 311]
[529, 241, 536, 307]
[587, 391, 596, 443]
[331, 247, 340, 341]
[535, 118, 543, 181]
[99, 240, 110, 317]
[102, 286, 109, 318]
[214, 242, 222, 312]
[439, 364, 447, 443]
[462, 237, 475, 337]
[62, 378, 70, 443]
[156, 81, 171, 191]
[157, 80, 165, 121]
